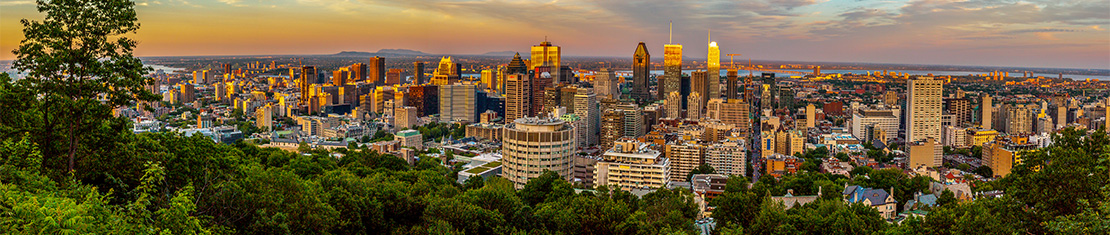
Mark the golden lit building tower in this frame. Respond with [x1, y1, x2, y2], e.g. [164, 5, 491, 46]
[412, 61, 425, 85]
[502, 117, 576, 188]
[906, 77, 944, 144]
[481, 69, 495, 91]
[1105, 98, 1110, 130]
[350, 63, 367, 82]
[432, 57, 459, 85]
[505, 74, 532, 121]
[707, 38, 720, 100]
[331, 68, 348, 86]
[368, 56, 385, 86]
[298, 66, 316, 106]
[631, 42, 652, 103]
[806, 104, 816, 128]
[661, 23, 683, 102]
[981, 94, 993, 130]
[530, 40, 561, 81]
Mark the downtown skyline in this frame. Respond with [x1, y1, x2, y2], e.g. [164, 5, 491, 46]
[1, 0, 1108, 69]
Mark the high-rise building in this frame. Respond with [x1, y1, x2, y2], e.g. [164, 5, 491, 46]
[1002, 104, 1033, 135]
[883, 91, 899, 106]
[180, 83, 196, 103]
[412, 61, 425, 85]
[505, 74, 532, 121]
[707, 99, 750, 133]
[532, 66, 555, 117]
[852, 108, 901, 143]
[223, 63, 232, 75]
[432, 57, 460, 85]
[666, 141, 702, 182]
[707, 40, 720, 100]
[368, 56, 385, 86]
[944, 98, 972, 127]
[298, 66, 316, 106]
[1105, 98, 1110, 131]
[595, 140, 670, 191]
[665, 91, 682, 119]
[687, 92, 703, 120]
[981, 94, 993, 129]
[705, 139, 745, 176]
[480, 69, 495, 91]
[806, 104, 816, 128]
[530, 40, 561, 82]
[439, 84, 477, 123]
[777, 85, 793, 109]
[908, 137, 942, 168]
[502, 117, 576, 188]
[386, 68, 403, 85]
[595, 68, 619, 99]
[726, 69, 738, 100]
[906, 77, 943, 143]
[631, 42, 652, 103]
[395, 106, 418, 130]
[574, 88, 599, 147]
[691, 70, 709, 109]
[350, 63, 367, 82]
[331, 68, 348, 86]
[661, 44, 683, 102]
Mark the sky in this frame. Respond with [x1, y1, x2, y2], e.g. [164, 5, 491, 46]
[1, 0, 1108, 69]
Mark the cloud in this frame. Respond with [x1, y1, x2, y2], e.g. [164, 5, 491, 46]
[0, 0, 33, 6]
[1003, 28, 1078, 34]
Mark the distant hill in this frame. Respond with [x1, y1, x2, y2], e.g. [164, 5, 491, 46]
[376, 49, 427, 55]
[482, 51, 517, 56]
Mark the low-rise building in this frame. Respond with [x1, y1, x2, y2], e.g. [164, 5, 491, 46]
[595, 140, 671, 191]
[843, 185, 898, 220]
[395, 129, 423, 149]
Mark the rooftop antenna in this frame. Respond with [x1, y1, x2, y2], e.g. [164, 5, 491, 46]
[669, 21, 673, 44]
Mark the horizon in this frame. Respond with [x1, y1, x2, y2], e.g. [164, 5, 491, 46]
[2, 0, 1109, 70]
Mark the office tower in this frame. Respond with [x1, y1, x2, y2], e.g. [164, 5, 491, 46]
[349, 63, 367, 82]
[439, 84, 477, 123]
[298, 66, 316, 106]
[476, 91, 505, 118]
[506, 74, 532, 121]
[806, 104, 816, 128]
[665, 91, 682, 119]
[1003, 104, 1033, 135]
[560, 86, 577, 114]
[530, 40, 562, 81]
[543, 86, 562, 116]
[706, 98, 750, 133]
[180, 83, 195, 103]
[223, 63, 232, 75]
[619, 104, 645, 138]
[777, 86, 793, 109]
[481, 69, 495, 91]
[502, 117, 576, 188]
[852, 108, 901, 143]
[691, 70, 709, 109]
[631, 42, 652, 103]
[726, 69, 738, 100]
[331, 68, 348, 86]
[707, 40, 720, 100]
[532, 66, 555, 117]
[386, 68, 403, 85]
[574, 88, 599, 146]
[1106, 98, 1110, 130]
[395, 106, 418, 129]
[595, 140, 670, 191]
[255, 104, 273, 130]
[432, 57, 459, 85]
[760, 83, 773, 111]
[368, 56, 385, 86]
[661, 43, 683, 102]
[884, 91, 899, 106]
[687, 92, 703, 120]
[981, 94, 993, 129]
[906, 77, 944, 143]
[666, 141, 702, 182]
[412, 62, 425, 84]
[600, 110, 625, 150]
[944, 98, 972, 126]
[595, 68, 619, 99]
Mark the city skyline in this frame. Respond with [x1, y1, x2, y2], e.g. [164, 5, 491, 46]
[1, 0, 1108, 69]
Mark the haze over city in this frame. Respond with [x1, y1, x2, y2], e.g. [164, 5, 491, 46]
[2, 0, 1108, 69]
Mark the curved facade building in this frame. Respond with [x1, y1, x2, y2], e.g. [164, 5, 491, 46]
[503, 117, 576, 188]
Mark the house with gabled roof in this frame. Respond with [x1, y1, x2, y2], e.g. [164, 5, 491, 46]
[843, 184, 899, 219]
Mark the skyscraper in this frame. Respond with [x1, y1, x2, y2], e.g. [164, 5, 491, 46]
[726, 69, 738, 100]
[691, 70, 709, 109]
[944, 98, 972, 127]
[906, 77, 944, 143]
[412, 61, 425, 85]
[502, 117, 576, 188]
[665, 91, 682, 119]
[687, 92, 703, 120]
[439, 84, 477, 123]
[981, 94, 993, 129]
[331, 68, 348, 86]
[368, 56, 385, 86]
[707, 40, 720, 100]
[350, 63, 367, 82]
[631, 42, 651, 103]
[505, 74, 532, 121]
[298, 66, 316, 106]
[432, 57, 459, 85]
[595, 68, 619, 99]
[574, 88, 599, 146]
[530, 40, 561, 82]
[661, 42, 683, 102]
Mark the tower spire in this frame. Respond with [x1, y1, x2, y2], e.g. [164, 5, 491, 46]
[669, 21, 673, 44]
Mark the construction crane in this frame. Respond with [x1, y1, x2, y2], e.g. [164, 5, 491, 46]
[726, 54, 742, 69]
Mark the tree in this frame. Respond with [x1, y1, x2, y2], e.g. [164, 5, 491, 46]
[10, 0, 158, 173]
[936, 189, 957, 208]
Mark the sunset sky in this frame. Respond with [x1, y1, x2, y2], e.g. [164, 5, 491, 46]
[1, 0, 1108, 69]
